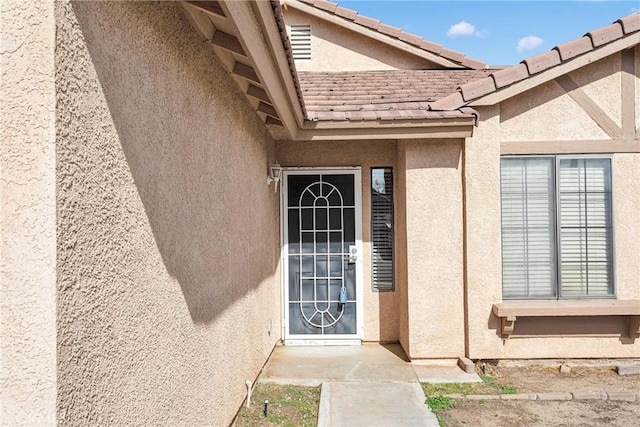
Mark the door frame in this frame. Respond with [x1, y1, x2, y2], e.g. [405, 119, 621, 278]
[280, 167, 364, 345]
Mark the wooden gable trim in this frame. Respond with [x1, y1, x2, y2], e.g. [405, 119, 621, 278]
[470, 33, 640, 106]
[555, 75, 622, 139]
[221, 1, 304, 138]
[621, 48, 636, 138]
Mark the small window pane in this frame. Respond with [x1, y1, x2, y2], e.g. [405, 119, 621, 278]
[371, 168, 394, 292]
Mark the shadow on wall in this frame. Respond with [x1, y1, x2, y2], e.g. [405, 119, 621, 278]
[68, 1, 278, 324]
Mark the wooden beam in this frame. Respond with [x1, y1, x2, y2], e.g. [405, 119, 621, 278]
[232, 62, 260, 84]
[555, 74, 622, 139]
[265, 116, 283, 126]
[621, 48, 636, 138]
[246, 84, 270, 103]
[186, 1, 225, 17]
[501, 139, 640, 154]
[211, 30, 246, 56]
[257, 101, 279, 119]
[221, 1, 299, 139]
[181, 3, 215, 41]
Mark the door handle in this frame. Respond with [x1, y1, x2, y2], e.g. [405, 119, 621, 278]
[348, 245, 358, 263]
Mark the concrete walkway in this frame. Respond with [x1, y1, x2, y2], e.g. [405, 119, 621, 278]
[259, 343, 480, 426]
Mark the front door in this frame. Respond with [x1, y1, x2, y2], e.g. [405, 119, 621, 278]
[282, 169, 363, 343]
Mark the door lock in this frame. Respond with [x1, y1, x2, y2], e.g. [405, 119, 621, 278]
[348, 245, 358, 263]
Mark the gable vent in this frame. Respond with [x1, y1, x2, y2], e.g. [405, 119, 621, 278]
[290, 25, 311, 60]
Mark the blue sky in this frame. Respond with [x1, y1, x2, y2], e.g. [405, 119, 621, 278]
[336, 1, 639, 66]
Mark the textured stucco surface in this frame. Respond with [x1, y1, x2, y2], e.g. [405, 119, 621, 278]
[0, 1, 57, 425]
[499, 54, 636, 142]
[55, 2, 280, 425]
[500, 78, 609, 141]
[276, 140, 399, 342]
[284, 8, 437, 72]
[465, 54, 640, 358]
[403, 140, 465, 359]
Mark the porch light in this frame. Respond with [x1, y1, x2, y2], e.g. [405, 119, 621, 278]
[267, 162, 283, 192]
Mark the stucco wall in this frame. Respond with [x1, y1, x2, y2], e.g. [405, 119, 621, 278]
[402, 140, 466, 359]
[1, 1, 57, 425]
[56, 2, 280, 425]
[276, 140, 400, 342]
[465, 51, 640, 358]
[283, 8, 438, 72]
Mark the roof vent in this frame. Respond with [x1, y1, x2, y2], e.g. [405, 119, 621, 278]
[290, 24, 311, 60]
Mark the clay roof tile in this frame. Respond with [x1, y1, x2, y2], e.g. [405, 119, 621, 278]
[617, 13, 640, 34]
[398, 32, 423, 46]
[313, 0, 338, 13]
[459, 77, 496, 101]
[553, 37, 594, 61]
[490, 64, 529, 88]
[587, 22, 624, 47]
[354, 14, 381, 30]
[378, 23, 403, 38]
[334, 6, 357, 21]
[522, 50, 561, 75]
[439, 47, 466, 63]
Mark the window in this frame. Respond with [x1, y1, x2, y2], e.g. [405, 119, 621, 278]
[500, 156, 613, 299]
[371, 168, 394, 291]
[290, 25, 311, 60]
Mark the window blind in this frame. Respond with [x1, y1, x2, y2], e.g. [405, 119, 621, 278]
[500, 158, 557, 298]
[500, 156, 614, 300]
[558, 158, 613, 297]
[371, 168, 394, 292]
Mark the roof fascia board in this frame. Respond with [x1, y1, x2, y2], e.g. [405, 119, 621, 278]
[286, 1, 461, 68]
[220, 1, 301, 139]
[252, 1, 306, 127]
[470, 33, 640, 106]
[295, 125, 475, 141]
[302, 117, 476, 130]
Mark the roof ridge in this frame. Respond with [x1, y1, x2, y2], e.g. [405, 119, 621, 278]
[429, 12, 640, 111]
[289, 0, 488, 69]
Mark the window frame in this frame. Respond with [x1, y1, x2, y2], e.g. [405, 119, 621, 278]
[370, 167, 395, 292]
[500, 154, 616, 300]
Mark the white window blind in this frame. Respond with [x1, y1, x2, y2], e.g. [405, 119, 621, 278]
[290, 25, 311, 60]
[500, 156, 614, 300]
[558, 159, 613, 297]
[371, 168, 394, 292]
[501, 158, 557, 298]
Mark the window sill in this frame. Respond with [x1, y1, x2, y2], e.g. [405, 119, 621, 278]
[492, 300, 640, 339]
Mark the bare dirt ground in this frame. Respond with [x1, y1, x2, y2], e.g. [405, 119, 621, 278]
[440, 399, 640, 427]
[438, 365, 640, 427]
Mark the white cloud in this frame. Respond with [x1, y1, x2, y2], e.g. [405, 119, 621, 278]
[447, 21, 477, 37]
[517, 35, 544, 53]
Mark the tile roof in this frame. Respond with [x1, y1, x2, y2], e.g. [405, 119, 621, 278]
[430, 12, 640, 111]
[299, 70, 497, 121]
[291, 0, 488, 70]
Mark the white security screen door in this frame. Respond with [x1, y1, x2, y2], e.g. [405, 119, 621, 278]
[282, 169, 363, 342]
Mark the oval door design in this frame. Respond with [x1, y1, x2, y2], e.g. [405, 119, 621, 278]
[286, 173, 358, 336]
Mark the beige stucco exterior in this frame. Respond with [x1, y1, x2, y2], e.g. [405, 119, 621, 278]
[2, 1, 640, 425]
[464, 52, 640, 359]
[1, 1, 57, 424]
[400, 140, 466, 359]
[284, 7, 439, 72]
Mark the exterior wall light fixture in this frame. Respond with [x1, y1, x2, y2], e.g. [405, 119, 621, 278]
[267, 162, 283, 192]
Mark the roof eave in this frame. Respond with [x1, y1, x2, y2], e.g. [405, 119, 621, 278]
[470, 32, 640, 107]
[295, 116, 477, 141]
